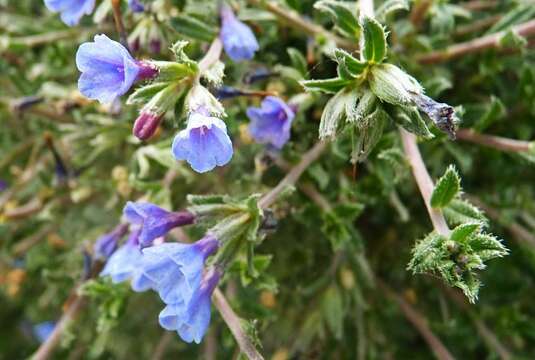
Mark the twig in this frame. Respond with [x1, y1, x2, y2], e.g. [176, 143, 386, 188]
[377, 280, 456, 360]
[212, 289, 264, 360]
[456, 129, 531, 153]
[258, 141, 328, 209]
[32, 261, 105, 360]
[461, 1, 499, 12]
[454, 15, 501, 37]
[410, 0, 432, 28]
[246, 0, 358, 51]
[417, 19, 535, 64]
[399, 129, 450, 236]
[111, 0, 129, 50]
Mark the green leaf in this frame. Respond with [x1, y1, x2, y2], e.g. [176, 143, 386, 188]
[333, 49, 367, 78]
[300, 77, 351, 94]
[169, 14, 217, 42]
[287, 48, 308, 77]
[450, 222, 480, 243]
[321, 286, 344, 339]
[359, 15, 387, 63]
[126, 82, 169, 106]
[474, 95, 506, 132]
[486, 4, 535, 34]
[314, 0, 359, 38]
[319, 89, 358, 139]
[431, 165, 461, 208]
[376, 0, 409, 21]
[469, 233, 508, 261]
[443, 198, 488, 226]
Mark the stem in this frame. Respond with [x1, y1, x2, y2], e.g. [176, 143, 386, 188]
[150, 332, 173, 360]
[246, 0, 358, 51]
[454, 15, 501, 37]
[258, 141, 328, 209]
[111, 0, 129, 50]
[456, 129, 531, 153]
[378, 280, 456, 360]
[417, 19, 535, 64]
[461, 0, 499, 11]
[212, 289, 264, 360]
[399, 129, 450, 236]
[198, 38, 223, 73]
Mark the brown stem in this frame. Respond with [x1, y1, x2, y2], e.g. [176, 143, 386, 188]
[417, 19, 535, 64]
[461, 1, 499, 11]
[409, 0, 432, 28]
[111, 0, 129, 50]
[454, 15, 501, 37]
[258, 141, 328, 209]
[399, 129, 450, 235]
[246, 0, 358, 51]
[212, 289, 264, 360]
[456, 129, 531, 153]
[378, 280, 456, 360]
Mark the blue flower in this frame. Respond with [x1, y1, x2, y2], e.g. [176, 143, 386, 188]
[93, 223, 129, 259]
[159, 267, 221, 344]
[219, 4, 259, 62]
[44, 0, 95, 26]
[123, 202, 196, 247]
[100, 228, 153, 291]
[137, 235, 219, 305]
[76, 34, 157, 104]
[33, 321, 56, 343]
[128, 0, 144, 12]
[172, 111, 233, 173]
[247, 96, 296, 149]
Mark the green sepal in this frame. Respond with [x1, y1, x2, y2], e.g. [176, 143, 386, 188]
[359, 15, 387, 63]
[431, 165, 461, 208]
[300, 77, 352, 94]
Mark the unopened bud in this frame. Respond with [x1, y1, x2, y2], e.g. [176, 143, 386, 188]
[133, 112, 163, 140]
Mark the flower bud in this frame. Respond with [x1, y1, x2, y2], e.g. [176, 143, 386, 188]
[133, 111, 163, 140]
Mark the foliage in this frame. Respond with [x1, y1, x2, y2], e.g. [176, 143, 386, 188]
[2, 0, 535, 359]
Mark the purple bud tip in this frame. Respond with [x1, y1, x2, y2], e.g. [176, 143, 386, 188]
[133, 112, 163, 140]
[136, 61, 159, 81]
[195, 235, 220, 257]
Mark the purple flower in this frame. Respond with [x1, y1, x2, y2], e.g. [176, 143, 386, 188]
[123, 202, 196, 247]
[137, 236, 219, 305]
[33, 321, 56, 343]
[159, 267, 221, 343]
[44, 0, 95, 26]
[133, 111, 163, 140]
[93, 223, 129, 259]
[219, 4, 259, 62]
[247, 96, 295, 149]
[172, 111, 233, 173]
[128, 0, 144, 12]
[76, 35, 157, 104]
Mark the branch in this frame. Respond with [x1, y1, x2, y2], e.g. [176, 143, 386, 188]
[258, 141, 328, 209]
[399, 129, 450, 236]
[378, 280, 456, 360]
[456, 129, 531, 153]
[454, 15, 501, 37]
[246, 0, 358, 51]
[417, 19, 535, 64]
[212, 289, 264, 360]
